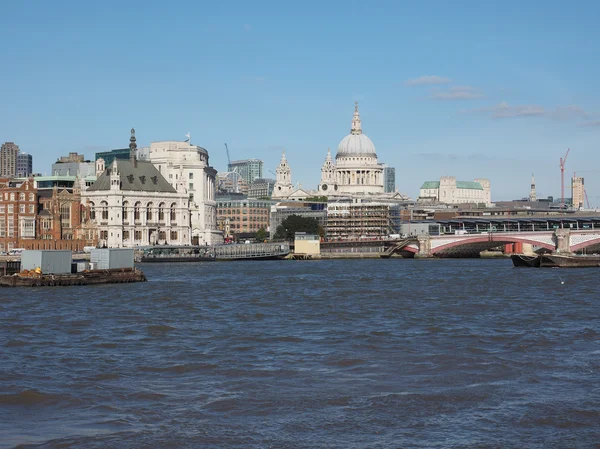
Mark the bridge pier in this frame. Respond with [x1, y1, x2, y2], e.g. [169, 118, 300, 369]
[554, 229, 571, 253]
[416, 235, 433, 258]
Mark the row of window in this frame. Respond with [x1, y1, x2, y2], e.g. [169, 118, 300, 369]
[0, 204, 36, 214]
[218, 209, 269, 215]
[2, 192, 35, 202]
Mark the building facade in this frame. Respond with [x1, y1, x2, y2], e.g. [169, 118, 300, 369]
[248, 178, 275, 199]
[572, 176, 585, 209]
[227, 159, 263, 185]
[272, 152, 294, 199]
[17, 153, 33, 177]
[52, 152, 95, 177]
[269, 202, 327, 239]
[148, 139, 221, 245]
[216, 196, 272, 238]
[0, 178, 37, 253]
[1, 142, 19, 178]
[84, 130, 192, 248]
[326, 201, 401, 240]
[383, 165, 395, 193]
[95, 148, 131, 166]
[318, 103, 384, 196]
[418, 177, 492, 206]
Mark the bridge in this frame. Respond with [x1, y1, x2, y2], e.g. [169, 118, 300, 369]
[322, 228, 600, 258]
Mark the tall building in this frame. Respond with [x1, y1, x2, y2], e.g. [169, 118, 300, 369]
[0, 142, 19, 177]
[382, 165, 395, 193]
[318, 102, 384, 196]
[572, 176, 585, 209]
[17, 153, 33, 177]
[148, 138, 221, 245]
[227, 159, 263, 185]
[529, 173, 537, 202]
[271, 151, 294, 199]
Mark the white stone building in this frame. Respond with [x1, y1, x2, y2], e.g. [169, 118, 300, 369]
[318, 102, 384, 196]
[418, 176, 491, 206]
[148, 140, 222, 245]
[84, 157, 191, 248]
[272, 151, 295, 199]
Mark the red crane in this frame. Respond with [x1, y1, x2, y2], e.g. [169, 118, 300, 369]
[560, 148, 570, 207]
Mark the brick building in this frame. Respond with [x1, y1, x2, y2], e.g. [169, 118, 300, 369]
[216, 196, 273, 238]
[0, 178, 37, 253]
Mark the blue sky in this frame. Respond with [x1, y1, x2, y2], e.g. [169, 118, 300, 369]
[1, 0, 599, 202]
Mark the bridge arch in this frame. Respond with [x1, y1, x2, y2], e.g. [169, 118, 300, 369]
[431, 235, 555, 255]
[571, 236, 600, 252]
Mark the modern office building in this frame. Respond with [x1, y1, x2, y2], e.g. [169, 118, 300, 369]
[0, 142, 19, 177]
[216, 196, 273, 237]
[228, 159, 263, 185]
[382, 165, 395, 193]
[16, 153, 33, 177]
[95, 148, 131, 166]
[52, 152, 95, 177]
[572, 176, 585, 209]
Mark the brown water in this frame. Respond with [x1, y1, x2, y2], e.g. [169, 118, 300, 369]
[1, 259, 599, 448]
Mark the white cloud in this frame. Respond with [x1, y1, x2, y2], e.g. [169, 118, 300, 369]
[466, 102, 591, 120]
[431, 85, 483, 100]
[405, 75, 451, 86]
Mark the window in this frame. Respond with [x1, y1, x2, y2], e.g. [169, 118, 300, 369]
[146, 203, 153, 221]
[100, 201, 108, 221]
[0, 205, 4, 213]
[20, 204, 25, 213]
[189, 173, 193, 179]
[122, 201, 128, 220]
[134, 202, 141, 221]
[135, 230, 142, 240]
[20, 217, 35, 238]
[29, 193, 34, 201]
[19, 193, 25, 201]
[0, 219, 5, 237]
[8, 204, 13, 213]
[170, 230, 178, 240]
[189, 183, 193, 190]
[7, 219, 14, 237]
[123, 230, 130, 240]
[61, 204, 71, 228]
[10, 193, 14, 201]
[29, 205, 34, 213]
[170, 204, 176, 222]
[158, 203, 165, 221]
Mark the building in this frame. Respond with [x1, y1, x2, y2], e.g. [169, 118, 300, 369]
[228, 159, 263, 185]
[326, 200, 401, 240]
[572, 176, 585, 209]
[318, 102, 384, 196]
[0, 178, 37, 253]
[383, 165, 395, 193]
[418, 177, 491, 206]
[1, 142, 19, 178]
[17, 153, 33, 177]
[52, 152, 95, 177]
[294, 232, 320, 255]
[95, 148, 132, 166]
[217, 171, 249, 195]
[248, 178, 275, 199]
[269, 202, 327, 239]
[529, 173, 537, 202]
[216, 196, 273, 238]
[147, 139, 221, 245]
[84, 129, 191, 248]
[272, 152, 295, 199]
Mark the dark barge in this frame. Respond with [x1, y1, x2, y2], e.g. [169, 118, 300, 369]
[511, 253, 600, 268]
[0, 268, 147, 287]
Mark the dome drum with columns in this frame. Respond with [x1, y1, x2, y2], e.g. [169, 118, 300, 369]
[319, 102, 384, 195]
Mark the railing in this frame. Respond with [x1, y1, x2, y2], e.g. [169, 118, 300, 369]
[214, 243, 290, 260]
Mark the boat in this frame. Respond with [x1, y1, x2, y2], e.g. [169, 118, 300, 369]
[135, 245, 216, 263]
[511, 253, 600, 268]
[0, 267, 147, 287]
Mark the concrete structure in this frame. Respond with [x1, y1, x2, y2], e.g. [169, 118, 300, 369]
[383, 165, 395, 193]
[572, 176, 584, 209]
[52, 152, 95, 178]
[248, 178, 275, 199]
[0, 142, 19, 177]
[147, 139, 221, 245]
[227, 159, 263, 185]
[21, 250, 72, 274]
[17, 153, 33, 177]
[216, 196, 273, 238]
[418, 177, 491, 206]
[294, 232, 320, 255]
[84, 129, 191, 248]
[272, 151, 295, 199]
[318, 102, 384, 196]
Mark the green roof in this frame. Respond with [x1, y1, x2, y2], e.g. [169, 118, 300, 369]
[456, 181, 483, 190]
[420, 181, 440, 189]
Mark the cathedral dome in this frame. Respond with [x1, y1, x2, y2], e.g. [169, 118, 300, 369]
[336, 102, 377, 157]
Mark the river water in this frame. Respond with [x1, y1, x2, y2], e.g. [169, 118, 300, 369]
[1, 259, 599, 448]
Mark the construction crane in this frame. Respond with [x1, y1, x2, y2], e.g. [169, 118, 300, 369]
[559, 148, 570, 207]
[584, 188, 591, 209]
[268, 169, 277, 177]
[224, 143, 232, 166]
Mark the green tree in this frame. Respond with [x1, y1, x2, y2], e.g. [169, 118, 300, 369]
[255, 227, 268, 242]
[274, 215, 320, 240]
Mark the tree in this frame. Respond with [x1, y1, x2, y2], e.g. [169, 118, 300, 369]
[255, 227, 268, 242]
[274, 215, 320, 240]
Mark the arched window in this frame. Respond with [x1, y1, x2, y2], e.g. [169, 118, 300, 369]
[19, 193, 25, 201]
[158, 202, 165, 221]
[29, 193, 34, 201]
[170, 203, 177, 222]
[100, 201, 108, 220]
[89, 202, 96, 220]
[134, 202, 141, 221]
[146, 202, 154, 221]
[122, 201, 129, 220]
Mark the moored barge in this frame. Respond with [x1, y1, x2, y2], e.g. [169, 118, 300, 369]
[0, 267, 146, 287]
[511, 253, 600, 268]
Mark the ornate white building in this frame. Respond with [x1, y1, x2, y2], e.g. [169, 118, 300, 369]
[148, 139, 222, 245]
[272, 151, 295, 199]
[418, 176, 491, 206]
[83, 130, 191, 248]
[318, 102, 384, 196]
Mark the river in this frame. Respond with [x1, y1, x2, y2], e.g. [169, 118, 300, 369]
[1, 259, 599, 448]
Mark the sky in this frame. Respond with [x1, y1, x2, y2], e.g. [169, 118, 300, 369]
[1, 0, 600, 203]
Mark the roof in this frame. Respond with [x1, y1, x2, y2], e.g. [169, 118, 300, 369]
[456, 181, 483, 190]
[420, 181, 440, 189]
[87, 160, 176, 193]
